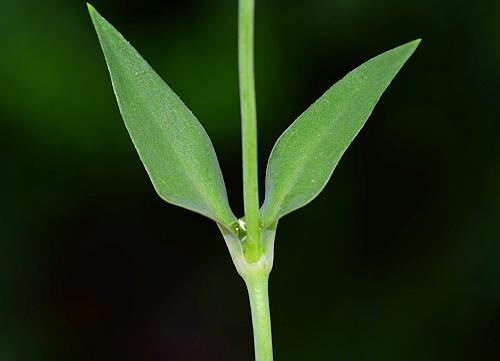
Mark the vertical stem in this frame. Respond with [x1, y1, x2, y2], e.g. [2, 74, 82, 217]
[246, 272, 273, 361]
[239, 0, 261, 263]
[239, 2, 273, 359]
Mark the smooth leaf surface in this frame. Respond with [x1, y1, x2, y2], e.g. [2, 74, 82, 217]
[88, 5, 236, 227]
[261, 40, 420, 225]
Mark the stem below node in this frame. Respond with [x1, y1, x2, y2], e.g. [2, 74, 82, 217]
[245, 272, 273, 361]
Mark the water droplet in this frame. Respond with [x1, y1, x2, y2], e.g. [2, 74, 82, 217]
[230, 218, 247, 240]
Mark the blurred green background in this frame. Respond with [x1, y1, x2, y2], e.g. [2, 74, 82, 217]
[1, 0, 500, 360]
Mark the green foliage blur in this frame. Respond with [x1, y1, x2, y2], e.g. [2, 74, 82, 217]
[1, 0, 499, 360]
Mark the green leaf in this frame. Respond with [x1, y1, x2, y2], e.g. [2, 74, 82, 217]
[88, 4, 236, 227]
[261, 40, 420, 225]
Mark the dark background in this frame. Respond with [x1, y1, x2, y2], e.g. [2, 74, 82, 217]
[1, 0, 500, 360]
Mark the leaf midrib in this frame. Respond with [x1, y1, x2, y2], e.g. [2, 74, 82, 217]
[137, 87, 226, 223]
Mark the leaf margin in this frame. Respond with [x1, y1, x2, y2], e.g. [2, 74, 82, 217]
[260, 39, 421, 226]
[87, 3, 238, 228]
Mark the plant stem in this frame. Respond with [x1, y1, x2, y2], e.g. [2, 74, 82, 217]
[238, 0, 261, 263]
[238, 2, 273, 359]
[245, 271, 273, 361]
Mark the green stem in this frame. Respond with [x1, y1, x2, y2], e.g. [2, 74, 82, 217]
[245, 271, 273, 361]
[238, 0, 261, 263]
[238, 2, 273, 358]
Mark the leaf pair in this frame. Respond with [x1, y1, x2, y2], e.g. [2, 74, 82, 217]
[88, 4, 419, 232]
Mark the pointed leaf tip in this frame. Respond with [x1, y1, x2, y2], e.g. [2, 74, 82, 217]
[86, 3, 95, 14]
[398, 39, 421, 57]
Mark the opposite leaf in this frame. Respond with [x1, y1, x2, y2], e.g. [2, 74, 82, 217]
[88, 5, 236, 227]
[261, 39, 420, 226]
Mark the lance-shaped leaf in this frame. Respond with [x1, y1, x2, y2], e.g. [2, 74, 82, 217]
[88, 4, 236, 227]
[261, 40, 420, 225]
